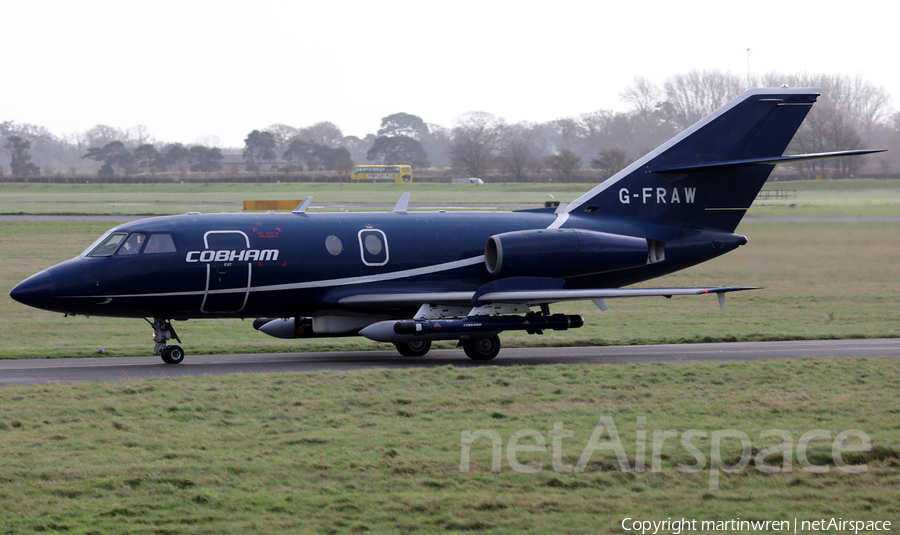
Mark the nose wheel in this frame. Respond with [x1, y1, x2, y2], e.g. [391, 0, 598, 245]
[148, 318, 185, 364]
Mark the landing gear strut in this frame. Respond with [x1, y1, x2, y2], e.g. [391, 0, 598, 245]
[148, 317, 184, 364]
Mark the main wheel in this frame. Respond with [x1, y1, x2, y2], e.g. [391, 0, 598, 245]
[395, 340, 432, 357]
[462, 335, 501, 361]
[161, 345, 185, 364]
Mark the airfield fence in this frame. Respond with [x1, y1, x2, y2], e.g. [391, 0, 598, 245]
[756, 189, 798, 200]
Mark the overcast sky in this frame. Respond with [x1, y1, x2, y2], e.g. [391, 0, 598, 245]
[3, 0, 896, 148]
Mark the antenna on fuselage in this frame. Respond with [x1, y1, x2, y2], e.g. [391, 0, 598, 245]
[393, 192, 411, 213]
[292, 196, 313, 214]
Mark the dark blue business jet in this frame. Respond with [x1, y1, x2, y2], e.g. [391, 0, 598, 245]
[11, 88, 880, 363]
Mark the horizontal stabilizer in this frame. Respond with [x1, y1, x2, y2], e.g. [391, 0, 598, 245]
[654, 150, 885, 174]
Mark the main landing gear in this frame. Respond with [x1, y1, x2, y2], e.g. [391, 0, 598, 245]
[461, 335, 501, 361]
[392, 336, 502, 360]
[395, 340, 432, 357]
[149, 317, 185, 364]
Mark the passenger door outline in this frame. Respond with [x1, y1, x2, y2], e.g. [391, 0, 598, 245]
[358, 229, 389, 266]
[201, 230, 251, 313]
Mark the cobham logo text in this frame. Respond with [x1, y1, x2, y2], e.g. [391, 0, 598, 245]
[185, 249, 279, 263]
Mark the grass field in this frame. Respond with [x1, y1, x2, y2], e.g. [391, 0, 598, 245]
[1, 179, 898, 533]
[1, 359, 898, 533]
[2, 178, 900, 216]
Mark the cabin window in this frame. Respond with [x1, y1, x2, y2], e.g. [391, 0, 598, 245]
[325, 235, 343, 256]
[117, 233, 146, 255]
[358, 229, 388, 266]
[87, 232, 127, 257]
[364, 234, 383, 256]
[145, 233, 177, 254]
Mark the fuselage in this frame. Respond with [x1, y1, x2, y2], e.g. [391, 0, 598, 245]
[10, 208, 744, 320]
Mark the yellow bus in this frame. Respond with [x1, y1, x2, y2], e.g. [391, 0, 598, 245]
[350, 165, 412, 183]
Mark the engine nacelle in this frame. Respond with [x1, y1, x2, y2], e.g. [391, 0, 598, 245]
[484, 228, 650, 278]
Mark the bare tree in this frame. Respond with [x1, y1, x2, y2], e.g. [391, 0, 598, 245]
[83, 125, 130, 150]
[758, 72, 892, 137]
[421, 124, 451, 167]
[127, 125, 153, 146]
[577, 110, 634, 160]
[447, 112, 505, 178]
[193, 135, 221, 148]
[792, 99, 863, 178]
[264, 124, 299, 156]
[543, 117, 582, 151]
[342, 135, 375, 168]
[620, 75, 662, 119]
[590, 147, 631, 179]
[497, 122, 540, 181]
[662, 69, 745, 129]
[545, 149, 582, 182]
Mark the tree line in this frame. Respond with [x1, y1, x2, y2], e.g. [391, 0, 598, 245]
[2, 70, 898, 181]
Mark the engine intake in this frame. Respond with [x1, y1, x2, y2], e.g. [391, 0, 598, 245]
[485, 228, 649, 278]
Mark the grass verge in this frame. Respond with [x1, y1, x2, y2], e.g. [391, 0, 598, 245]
[1, 358, 898, 533]
[2, 179, 899, 217]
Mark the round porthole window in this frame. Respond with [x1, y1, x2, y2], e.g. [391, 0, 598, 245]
[325, 235, 343, 255]
[364, 234, 383, 255]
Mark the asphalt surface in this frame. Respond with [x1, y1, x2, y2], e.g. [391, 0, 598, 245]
[1, 339, 897, 385]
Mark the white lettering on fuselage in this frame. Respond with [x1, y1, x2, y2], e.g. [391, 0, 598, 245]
[618, 187, 696, 204]
[185, 249, 279, 263]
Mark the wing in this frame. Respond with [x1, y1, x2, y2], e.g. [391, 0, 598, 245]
[338, 292, 474, 308]
[475, 286, 759, 310]
[338, 278, 758, 313]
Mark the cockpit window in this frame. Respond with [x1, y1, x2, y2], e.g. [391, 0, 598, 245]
[80, 229, 115, 257]
[87, 232, 128, 257]
[145, 233, 177, 254]
[117, 233, 146, 255]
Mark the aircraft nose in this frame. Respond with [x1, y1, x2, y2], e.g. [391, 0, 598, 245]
[9, 269, 55, 308]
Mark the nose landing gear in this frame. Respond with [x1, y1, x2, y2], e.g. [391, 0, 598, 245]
[148, 318, 185, 364]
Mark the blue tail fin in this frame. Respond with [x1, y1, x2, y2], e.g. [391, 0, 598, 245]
[563, 87, 824, 232]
